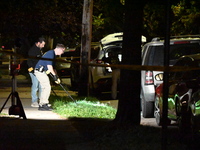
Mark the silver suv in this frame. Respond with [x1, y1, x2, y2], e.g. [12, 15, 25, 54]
[141, 35, 200, 118]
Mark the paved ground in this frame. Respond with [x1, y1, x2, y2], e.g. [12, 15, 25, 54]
[0, 86, 75, 120]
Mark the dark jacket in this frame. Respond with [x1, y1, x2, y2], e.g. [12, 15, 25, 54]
[27, 44, 43, 68]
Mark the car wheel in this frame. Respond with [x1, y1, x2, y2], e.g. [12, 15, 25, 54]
[154, 95, 171, 126]
[142, 98, 154, 118]
[154, 95, 162, 126]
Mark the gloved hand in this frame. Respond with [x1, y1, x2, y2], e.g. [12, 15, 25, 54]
[55, 78, 61, 84]
[52, 74, 61, 84]
[28, 67, 34, 73]
[46, 70, 51, 74]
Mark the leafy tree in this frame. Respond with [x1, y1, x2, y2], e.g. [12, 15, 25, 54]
[1, 0, 200, 48]
[38, 0, 83, 46]
[143, 3, 166, 38]
[0, 0, 124, 48]
[92, 0, 124, 41]
[0, 0, 83, 47]
[171, 0, 200, 35]
[143, 0, 200, 39]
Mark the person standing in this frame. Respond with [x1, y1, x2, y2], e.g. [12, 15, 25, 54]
[27, 37, 46, 107]
[34, 43, 65, 111]
[102, 51, 120, 99]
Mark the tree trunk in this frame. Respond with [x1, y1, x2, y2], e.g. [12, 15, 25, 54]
[114, 0, 145, 125]
[78, 0, 93, 96]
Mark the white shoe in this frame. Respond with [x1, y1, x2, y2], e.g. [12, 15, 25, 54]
[31, 102, 39, 107]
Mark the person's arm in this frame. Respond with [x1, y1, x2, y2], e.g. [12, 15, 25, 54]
[47, 65, 56, 75]
[47, 65, 61, 84]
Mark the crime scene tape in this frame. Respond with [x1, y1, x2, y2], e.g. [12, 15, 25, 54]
[1, 50, 200, 72]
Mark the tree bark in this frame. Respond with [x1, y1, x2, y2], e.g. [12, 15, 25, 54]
[78, 0, 93, 96]
[114, 0, 145, 125]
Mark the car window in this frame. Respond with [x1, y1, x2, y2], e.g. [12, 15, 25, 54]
[171, 58, 200, 80]
[144, 45, 164, 66]
[105, 47, 122, 61]
[169, 43, 200, 60]
[169, 59, 183, 80]
[98, 47, 122, 60]
[60, 50, 80, 60]
[144, 43, 200, 66]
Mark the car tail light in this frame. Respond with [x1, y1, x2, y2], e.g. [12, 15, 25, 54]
[174, 41, 190, 44]
[145, 71, 154, 85]
[155, 84, 163, 95]
[96, 59, 102, 64]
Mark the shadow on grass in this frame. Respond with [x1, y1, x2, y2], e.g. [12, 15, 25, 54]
[69, 117, 200, 150]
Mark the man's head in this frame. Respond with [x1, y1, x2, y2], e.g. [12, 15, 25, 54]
[54, 43, 65, 55]
[35, 37, 46, 49]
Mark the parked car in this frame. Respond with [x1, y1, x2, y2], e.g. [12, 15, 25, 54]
[154, 54, 200, 132]
[141, 35, 200, 118]
[86, 33, 146, 95]
[89, 45, 122, 94]
[70, 44, 122, 92]
[56, 48, 77, 78]
[100, 32, 146, 47]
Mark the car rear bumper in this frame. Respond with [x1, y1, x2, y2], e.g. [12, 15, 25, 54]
[141, 85, 156, 102]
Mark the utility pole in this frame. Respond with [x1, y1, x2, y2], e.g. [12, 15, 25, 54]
[78, 0, 93, 96]
[162, 0, 171, 150]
